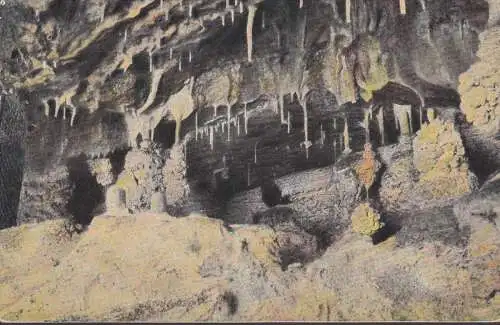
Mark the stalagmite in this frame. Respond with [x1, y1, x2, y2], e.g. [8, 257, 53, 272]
[346, 0, 351, 23]
[227, 106, 231, 142]
[195, 111, 198, 141]
[394, 104, 411, 136]
[427, 108, 436, 121]
[400, 0, 406, 15]
[377, 108, 385, 145]
[244, 103, 248, 134]
[106, 185, 127, 214]
[343, 117, 351, 152]
[151, 192, 167, 213]
[246, 5, 257, 63]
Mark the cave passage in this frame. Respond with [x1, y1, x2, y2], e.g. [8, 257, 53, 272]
[67, 155, 104, 226]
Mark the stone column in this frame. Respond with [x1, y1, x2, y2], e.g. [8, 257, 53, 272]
[106, 185, 127, 215]
[394, 104, 412, 137]
[151, 191, 167, 213]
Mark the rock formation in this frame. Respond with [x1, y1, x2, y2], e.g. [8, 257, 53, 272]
[0, 0, 499, 322]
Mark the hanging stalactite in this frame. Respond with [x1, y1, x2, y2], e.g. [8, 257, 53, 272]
[246, 4, 257, 63]
[377, 107, 385, 145]
[244, 103, 248, 134]
[299, 0, 303, 9]
[287, 109, 291, 134]
[343, 117, 351, 152]
[400, 0, 407, 15]
[236, 114, 240, 136]
[363, 107, 371, 144]
[195, 111, 198, 141]
[346, 0, 351, 23]
[210, 125, 214, 150]
[227, 106, 231, 142]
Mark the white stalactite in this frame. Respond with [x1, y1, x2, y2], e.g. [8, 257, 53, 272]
[189, 50, 192, 63]
[299, 0, 303, 9]
[346, 0, 351, 23]
[178, 56, 182, 71]
[169, 48, 173, 60]
[254, 142, 258, 164]
[262, 11, 265, 29]
[333, 117, 337, 130]
[54, 99, 60, 118]
[246, 5, 257, 63]
[149, 49, 153, 72]
[210, 126, 214, 150]
[320, 123, 325, 147]
[244, 103, 248, 134]
[160, 0, 163, 9]
[43, 100, 49, 117]
[221, 14, 226, 26]
[195, 111, 198, 141]
[35, 10, 40, 22]
[343, 117, 351, 152]
[377, 108, 385, 145]
[226, 0, 230, 9]
[230, 9, 235, 24]
[400, 0, 407, 15]
[407, 108, 413, 134]
[419, 106, 423, 129]
[279, 95, 286, 123]
[227, 106, 231, 142]
[247, 163, 251, 187]
[240, 1, 244, 13]
[214, 105, 218, 117]
[43, 60, 47, 69]
[63, 105, 67, 120]
[189, 3, 193, 18]
[70, 106, 77, 127]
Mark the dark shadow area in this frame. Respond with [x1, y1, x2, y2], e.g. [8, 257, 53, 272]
[371, 221, 402, 245]
[154, 120, 177, 149]
[66, 155, 104, 226]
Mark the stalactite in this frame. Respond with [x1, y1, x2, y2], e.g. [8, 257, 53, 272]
[254, 142, 258, 164]
[394, 104, 411, 136]
[63, 105, 67, 120]
[262, 11, 265, 29]
[299, 0, 303, 9]
[70, 106, 77, 127]
[400, 0, 407, 15]
[343, 117, 351, 152]
[287, 109, 291, 134]
[189, 50, 192, 63]
[240, 1, 244, 13]
[160, 0, 163, 9]
[175, 118, 181, 144]
[363, 108, 371, 143]
[419, 106, 423, 129]
[247, 163, 251, 187]
[35, 10, 40, 22]
[333, 137, 337, 158]
[195, 111, 198, 141]
[320, 123, 325, 147]
[43, 100, 49, 117]
[377, 108, 385, 145]
[54, 99, 60, 118]
[214, 105, 218, 118]
[407, 107, 413, 134]
[189, 3, 193, 18]
[346, 0, 351, 23]
[244, 103, 248, 134]
[227, 106, 231, 142]
[230, 8, 235, 24]
[210, 126, 214, 150]
[221, 14, 226, 26]
[246, 5, 257, 63]
[226, 0, 230, 9]
[123, 29, 128, 49]
[333, 117, 337, 130]
[178, 56, 182, 71]
[169, 48, 173, 60]
[236, 114, 240, 136]
[149, 49, 153, 72]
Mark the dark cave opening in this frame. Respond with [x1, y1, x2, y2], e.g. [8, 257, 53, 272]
[154, 119, 177, 149]
[66, 155, 104, 226]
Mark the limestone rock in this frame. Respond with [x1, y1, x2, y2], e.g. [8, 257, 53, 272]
[413, 118, 477, 200]
[162, 144, 189, 208]
[350, 203, 384, 236]
[105, 185, 128, 215]
[88, 158, 114, 187]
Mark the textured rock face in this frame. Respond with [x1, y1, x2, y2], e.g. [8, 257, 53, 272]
[1, 211, 499, 321]
[162, 144, 189, 208]
[413, 118, 477, 200]
[17, 165, 72, 225]
[350, 203, 384, 236]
